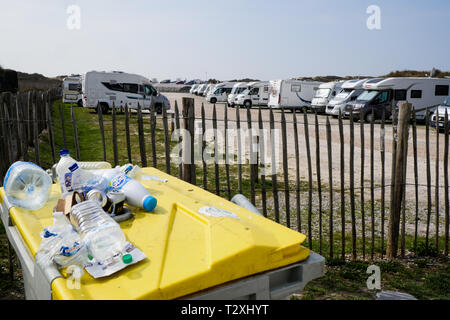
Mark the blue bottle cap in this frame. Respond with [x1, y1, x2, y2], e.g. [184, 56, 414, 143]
[69, 163, 79, 172]
[59, 149, 69, 156]
[143, 195, 157, 212]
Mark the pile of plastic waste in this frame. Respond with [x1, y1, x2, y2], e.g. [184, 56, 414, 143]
[4, 149, 156, 278]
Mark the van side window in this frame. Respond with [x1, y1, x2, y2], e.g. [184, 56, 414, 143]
[263, 87, 269, 93]
[215, 88, 223, 94]
[410, 90, 422, 99]
[250, 88, 259, 95]
[123, 83, 139, 94]
[225, 88, 232, 94]
[291, 85, 301, 92]
[435, 85, 449, 96]
[394, 90, 407, 101]
[374, 91, 389, 104]
[102, 82, 123, 92]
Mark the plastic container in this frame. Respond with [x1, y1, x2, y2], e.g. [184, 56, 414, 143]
[3, 161, 53, 211]
[70, 200, 127, 264]
[102, 170, 157, 212]
[78, 162, 112, 170]
[55, 149, 78, 195]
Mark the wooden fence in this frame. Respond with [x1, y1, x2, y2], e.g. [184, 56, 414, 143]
[0, 91, 449, 262]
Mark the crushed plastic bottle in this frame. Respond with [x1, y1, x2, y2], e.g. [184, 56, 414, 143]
[3, 161, 53, 211]
[70, 200, 127, 264]
[36, 212, 88, 270]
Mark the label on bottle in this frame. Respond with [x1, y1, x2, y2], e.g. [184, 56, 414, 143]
[60, 241, 82, 257]
[108, 174, 131, 191]
[64, 172, 73, 191]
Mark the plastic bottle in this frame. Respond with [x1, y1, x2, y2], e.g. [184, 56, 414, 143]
[3, 161, 53, 211]
[55, 149, 78, 196]
[70, 200, 127, 264]
[78, 161, 112, 170]
[102, 169, 157, 212]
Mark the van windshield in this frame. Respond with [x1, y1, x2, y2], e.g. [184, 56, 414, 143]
[444, 96, 450, 106]
[334, 88, 353, 100]
[236, 87, 247, 94]
[314, 88, 331, 98]
[241, 89, 250, 95]
[357, 90, 379, 101]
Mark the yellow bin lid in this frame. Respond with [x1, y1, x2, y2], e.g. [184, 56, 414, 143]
[3, 167, 310, 299]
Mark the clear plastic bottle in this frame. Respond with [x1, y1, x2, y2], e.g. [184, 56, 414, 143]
[3, 161, 53, 211]
[70, 200, 127, 264]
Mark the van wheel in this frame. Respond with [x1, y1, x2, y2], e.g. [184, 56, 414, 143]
[210, 98, 217, 104]
[156, 104, 163, 114]
[77, 100, 83, 108]
[97, 103, 109, 114]
[364, 111, 375, 123]
[244, 100, 252, 108]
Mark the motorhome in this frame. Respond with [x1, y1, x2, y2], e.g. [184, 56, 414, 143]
[268, 80, 323, 109]
[62, 76, 82, 106]
[193, 83, 205, 95]
[326, 79, 368, 116]
[234, 82, 270, 108]
[227, 82, 249, 107]
[197, 83, 208, 96]
[431, 96, 450, 130]
[81, 71, 170, 114]
[310, 81, 344, 113]
[344, 77, 450, 122]
[206, 82, 235, 103]
[204, 83, 217, 97]
[189, 83, 200, 94]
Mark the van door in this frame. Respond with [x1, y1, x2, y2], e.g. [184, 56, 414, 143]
[369, 90, 391, 118]
[250, 87, 260, 105]
[261, 85, 269, 105]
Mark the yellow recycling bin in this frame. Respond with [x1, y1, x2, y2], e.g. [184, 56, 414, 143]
[0, 167, 320, 300]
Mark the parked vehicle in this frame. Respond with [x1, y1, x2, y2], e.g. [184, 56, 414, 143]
[206, 82, 235, 104]
[186, 79, 203, 85]
[81, 71, 170, 114]
[268, 80, 323, 109]
[227, 82, 249, 107]
[203, 84, 216, 97]
[431, 96, 450, 130]
[344, 77, 450, 122]
[326, 79, 368, 117]
[234, 82, 270, 108]
[197, 83, 208, 96]
[175, 80, 185, 85]
[160, 79, 171, 84]
[192, 83, 204, 95]
[189, 83, 200, 94]
[310, 81, 344, 113]
[62, 76, 82, 107]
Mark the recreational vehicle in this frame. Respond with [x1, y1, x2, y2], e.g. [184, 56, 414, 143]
[197, 84, 208, 96]
[234, 82, 270, 108]
[326, 79, 368, 116]
[344, 77, 450, 122]
[81, 71, 170, 114]
[227, 82, 250, 107]
[62, 76, 82, 106]
[268, 80, 323, 109]
[310, 81, 344, 113]
[431, 96, 450, 130]
[202, 84, 214, 97]
[206, 83, 235, 103]
[189, 83, 200, 94]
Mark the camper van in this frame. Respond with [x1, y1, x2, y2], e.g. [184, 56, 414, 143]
[227, 82, 249, 107]
[431, 96, 450, 130]
[310, 81, 344, 113]
[234, 82, 270, 108]
[326, 79, 368, 117]
[62, 76, 82, 106]
[197, 84, 208, 96]
[204, 83, 217, 97]
[81, 71, 170, 114]
[268, 80, 323, 109]
[344, 77, 450, 122]
[206, 83, 235, 103]
[189, 83, 200, 94]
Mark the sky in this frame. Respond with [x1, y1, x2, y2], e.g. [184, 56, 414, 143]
[1, 0, 449, 81]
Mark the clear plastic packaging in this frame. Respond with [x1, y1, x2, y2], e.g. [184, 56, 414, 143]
[78, 161, 112, 170]
[3, 161, 53, 211]
[70, 200, 127, 264]
[36, 212, 88, 270]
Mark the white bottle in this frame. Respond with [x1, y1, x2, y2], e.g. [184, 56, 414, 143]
[102, 170, 157, 212]
[55, 149, 77, 196]
[3, 161, 53, 211]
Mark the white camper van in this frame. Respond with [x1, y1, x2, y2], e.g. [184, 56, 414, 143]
[189, 83, 200, 94]
[431, 96, 450, 130]
[344, 77, 450, 121]
[204, 83, 217, 97]
[310, 81, 344, 113]
[81, 71, 170, 114]
[268, 80, 323, 109]
[234, 82, 270, 108]
[227, 82, 249, 107]
[62, 76, 82, 107]
[197, 84, 208, 96]
[206, 83, 235, 103]
[326, 79, 368, 116]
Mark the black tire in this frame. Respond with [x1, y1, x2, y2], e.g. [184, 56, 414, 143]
[77, 99, 83, 108]
[97, 103, 109, 114]
[210, 97, 217, 104]
[156, 104, 163, 114]
[244, 100, 252, 108]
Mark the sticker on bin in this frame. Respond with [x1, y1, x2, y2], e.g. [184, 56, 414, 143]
[84, 242, 146, 278]
[198, 206, 239, 219]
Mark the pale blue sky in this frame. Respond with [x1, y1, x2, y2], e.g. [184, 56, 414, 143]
[1, 0, 449, 81]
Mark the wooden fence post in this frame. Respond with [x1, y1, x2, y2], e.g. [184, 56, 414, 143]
[182, 97, 195, 184]
[387, 102, 412, 259]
